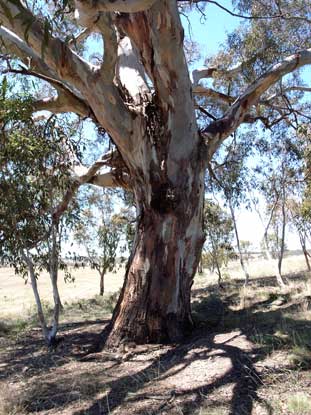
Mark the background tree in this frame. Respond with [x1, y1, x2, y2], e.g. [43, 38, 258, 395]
[74, 189, 126, 296]
[0, 86, 78, 345]
[0, 0, 310, 344]
[202, 200, 234, 286]
[287, 200, 311, 271]
[255, 126, 305, 285]
[207, 132, 253, 285]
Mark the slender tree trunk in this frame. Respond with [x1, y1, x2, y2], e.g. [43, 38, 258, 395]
[215, 258, 223, 287]
[99, 271, 105, 296]
[48, 223, 61, 345]
[251, 193, 286, 285]
[198, 258, 203, 274]
[276, 185, 287, 287]
[262, 231, 273, 261]
[21, 250, 49, 342]
[49, 268, 61, 345]
[299, 231, 311, 271]
[228, 199, 250, 286]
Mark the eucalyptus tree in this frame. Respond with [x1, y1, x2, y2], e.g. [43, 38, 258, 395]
[74, 188, 126, 296]
[288, 199, 311, 272]
[202, 200, 234, 286]
[0, 87, 78, 345]
[0, 0, 311, 345]
[207, 133, 252, 285]
[287, 125, 311, 272]
[255, 126, 305, 286]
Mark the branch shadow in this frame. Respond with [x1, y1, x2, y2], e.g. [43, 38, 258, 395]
[2, 272, 311, 415]
[0, 318, 110, 382]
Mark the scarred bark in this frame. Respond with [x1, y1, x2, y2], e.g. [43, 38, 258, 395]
[107, 154, 205, 344]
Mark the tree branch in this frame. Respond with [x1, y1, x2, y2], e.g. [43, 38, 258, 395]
[192, 85, 235, 104]
[75, 0, 157, 27]
[2, 66, 96, 118]
[179, 1, 311, 24]
[0, 26, 85, 98]
[193, 62, 246, 84]
[0, 1, 93, 92]
[203, 48, 311, 159]
[30, 95, 90, 116]
[96, 14, 118, 82]
[53, 155, 130, 222]
[0, 12, 135, 152]
[265, 86, 311, 102]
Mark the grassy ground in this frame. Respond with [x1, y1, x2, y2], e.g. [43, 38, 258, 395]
[0, 254, 311, 415]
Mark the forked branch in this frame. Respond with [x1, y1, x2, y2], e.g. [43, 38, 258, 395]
[203, 48, 311, 158]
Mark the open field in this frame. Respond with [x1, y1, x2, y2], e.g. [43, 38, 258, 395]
[1, 253, 308, 317]
[1, 254, 311, 415]
[0, 266, 125, 318]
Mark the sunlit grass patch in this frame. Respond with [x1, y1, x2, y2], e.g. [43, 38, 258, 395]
[0, 318, 30, 339]
[287, 393, 311, 415]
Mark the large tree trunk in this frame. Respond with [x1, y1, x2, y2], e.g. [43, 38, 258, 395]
[104, 3, 205, 346]
[106, 140, 205, 346]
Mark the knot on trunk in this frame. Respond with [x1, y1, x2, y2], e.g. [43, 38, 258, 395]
[150, 183, 179, 214]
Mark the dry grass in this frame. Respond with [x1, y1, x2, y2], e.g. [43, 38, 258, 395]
[0, 384, 26, 415]
[0, 266, 124, 318]
[193, 253, 310, 289]
[287, 393, 311, 414]
[1, 253, 307, 318]
[1, 253, 311, 415]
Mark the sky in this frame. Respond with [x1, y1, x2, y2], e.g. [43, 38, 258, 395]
[181, 4, 239, 59]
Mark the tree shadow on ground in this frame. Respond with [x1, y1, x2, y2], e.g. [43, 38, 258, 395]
[13, 328, 262, 415]
[70, 302, 311, 415]
[0, 319, 110, 382]
[8, 305, 309, 414]
[1, 273, 311, 415]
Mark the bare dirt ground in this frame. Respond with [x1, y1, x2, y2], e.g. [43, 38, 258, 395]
[1, 255, 311, 415]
